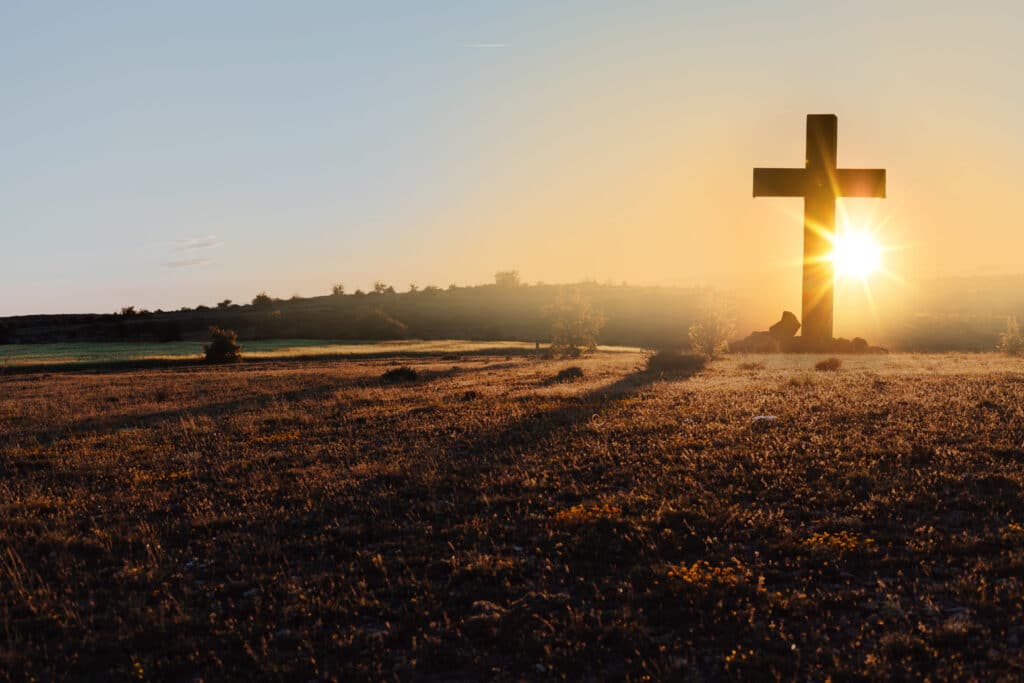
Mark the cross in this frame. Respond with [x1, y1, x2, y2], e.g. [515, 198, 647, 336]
[753, 114, 885, 349]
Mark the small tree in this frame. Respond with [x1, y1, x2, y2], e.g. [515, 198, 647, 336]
[252, 292, 273, 308]
[543, 290, 605, 358]
[688, 307, 735, 359]
[495, 270, 521, 288]
[331, 283, 345, 296]
[217, 299, 232, 309]
[997, 316, 1024, 357]
[204, 326, 242, 364]
[408, 283, 419, 293]
[119, 306, 137, 317]
[373, 281, 395, 295]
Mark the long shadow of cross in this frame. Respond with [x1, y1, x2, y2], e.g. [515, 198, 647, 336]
[453, 364, 703, 457]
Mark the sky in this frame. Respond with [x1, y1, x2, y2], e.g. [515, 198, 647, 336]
[3, 1, 1023, 330]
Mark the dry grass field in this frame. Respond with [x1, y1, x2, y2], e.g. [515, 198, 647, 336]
[2, 350, 1024, 681]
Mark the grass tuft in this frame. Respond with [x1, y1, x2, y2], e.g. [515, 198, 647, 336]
[815, 357, 843, 372]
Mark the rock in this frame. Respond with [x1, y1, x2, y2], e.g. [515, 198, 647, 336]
[729, 311, 887, 354]
[769, 311, 801, 342]
[730, 331, 778, 353]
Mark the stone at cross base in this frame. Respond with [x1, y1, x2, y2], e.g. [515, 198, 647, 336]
[769, 311, 801, 342]
[730, 311, 887, 354]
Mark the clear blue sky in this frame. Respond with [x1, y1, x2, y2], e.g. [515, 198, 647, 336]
[3, 1, 1023, 315]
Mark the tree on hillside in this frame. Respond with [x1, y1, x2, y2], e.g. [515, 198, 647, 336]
[408, 283, 419, 293]
[252, 292, 273, 308]
[543, 290, 606, 358]
[495, 270, 521, 288]
[331, 283, 345, 296]
[373, 281, 395, 295]
[217, 299, 232, 309]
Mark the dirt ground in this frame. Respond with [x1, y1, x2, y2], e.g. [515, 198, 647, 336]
[2, 351, 1024, 680]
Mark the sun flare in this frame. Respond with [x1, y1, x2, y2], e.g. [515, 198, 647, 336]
[832, 229, 882, 280]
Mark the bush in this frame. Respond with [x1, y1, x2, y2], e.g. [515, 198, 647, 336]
[645, 349, 707, 376]
[552, 366, 584, 383]
[381, 366, 417, 383]
[543, 290, 605, 358]
[332, 283, 345, 296]
[252, 292, 273, 308]
[997, 317, 1024, 356]
[815, 357, 842, 372]
[204, 326, 242, 364]
[688, 308, 734, 359]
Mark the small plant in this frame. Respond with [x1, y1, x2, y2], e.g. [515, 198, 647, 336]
[203, 326, 242, 364]
[645, 349, 707, 376]
[552, 366, 584, 382]
[997, 317, 1024, 356]
[543, 290, 606, 358]
[815, 357, 843, 372]
[331, 283, 345, 296]
[381, 366, 418, 383]
[252, 292, 273, 308]
[688, 307, 735, 359]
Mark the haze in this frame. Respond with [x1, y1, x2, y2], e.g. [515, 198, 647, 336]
[4, 1, 1022, 335]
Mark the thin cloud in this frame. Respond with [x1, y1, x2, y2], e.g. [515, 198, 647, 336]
[164, 258, 212, 269]
[176, 235, 222, 251]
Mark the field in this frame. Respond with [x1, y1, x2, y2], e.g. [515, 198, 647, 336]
[2, 350, 1024, 681]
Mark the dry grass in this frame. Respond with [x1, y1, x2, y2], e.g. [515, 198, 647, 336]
[1, 351, 1024, 680]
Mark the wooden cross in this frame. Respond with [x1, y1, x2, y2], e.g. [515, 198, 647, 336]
[753, 114, 885, 349]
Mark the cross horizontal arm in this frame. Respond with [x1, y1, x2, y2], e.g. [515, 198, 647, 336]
[835, 169, 886, 198]
[752, 168, 805, 198]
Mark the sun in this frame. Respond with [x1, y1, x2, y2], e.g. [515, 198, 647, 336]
[831, 229, 882, 280]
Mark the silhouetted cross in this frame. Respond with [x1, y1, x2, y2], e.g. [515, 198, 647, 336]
[753, 114, 885, 348]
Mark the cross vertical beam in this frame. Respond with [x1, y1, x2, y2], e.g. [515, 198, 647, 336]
[752, 114, 886, 350]
[802, 114, 838, 346]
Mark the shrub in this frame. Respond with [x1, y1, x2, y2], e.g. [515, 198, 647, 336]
[688, 308, 734, 359]
[252, 292, 273, 308]
[217, 299, 232, 309]
[204, 326, 242, 364]
[645, 349, 707, 376]
[381, 366, 417, 383]
[552, 366, 584, 382]
[815, 357, 842, 372]
[543, 290, 605, 358]
[332, 283, 345, 296]
[997, 317, 1024, 356]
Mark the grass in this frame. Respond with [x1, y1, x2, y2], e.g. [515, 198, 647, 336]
[0, 340, 641, 373]
[1, 350, 1024, 680]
